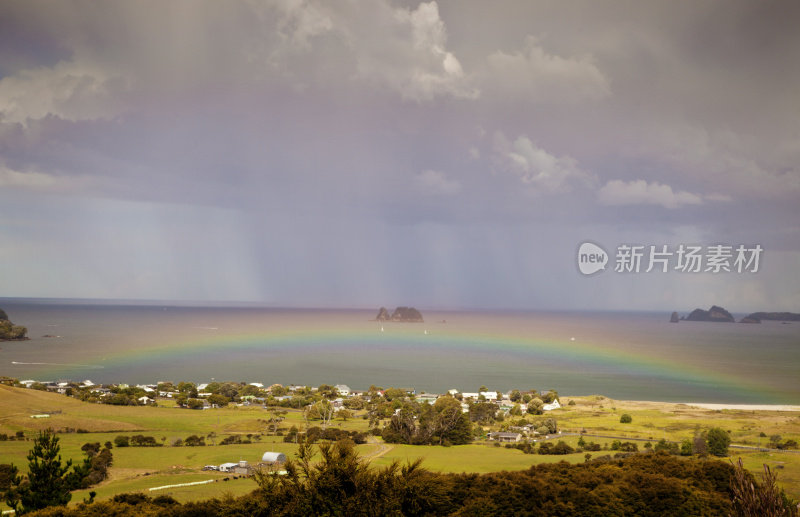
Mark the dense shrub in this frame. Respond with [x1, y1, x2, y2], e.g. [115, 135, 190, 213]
[19, 448, 753, 516]
[129, 435, 161, 447]
[538, 440, 574, 455]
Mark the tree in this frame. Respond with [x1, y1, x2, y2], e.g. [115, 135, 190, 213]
[538, 417, 558, 434]
[526, 398, 544, 415]
[342, 396, 365, 410]
[382, 397, 472, 446]
[706, 427, 731, 457]
[654, 438, 679, 454]
[265, 408, 288, 435]
[183, 435, 205, 447]
[175, 393, 188, 407]
[186, 398, 205, 410]
[619, 414, 632, 424]
[468, 402, 497, 423]
[305, 400, 334, 428]
[541, 390, 558, 404]
[383, 388, 406, 401]
[5, 429, 74, 514]
[176, 381, 196, 393]
[693, 434, 708, 455]
[0, 463, 15, 495]
[207, 394, 229, 407]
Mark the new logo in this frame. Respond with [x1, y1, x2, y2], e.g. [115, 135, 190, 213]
[577, 242, 608, 275]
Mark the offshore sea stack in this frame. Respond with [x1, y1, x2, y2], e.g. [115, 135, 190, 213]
[684, 305, 735, 323]
[376, 306, 424, 322]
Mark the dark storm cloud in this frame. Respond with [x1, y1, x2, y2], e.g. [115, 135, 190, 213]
[1, 0, 798, 310]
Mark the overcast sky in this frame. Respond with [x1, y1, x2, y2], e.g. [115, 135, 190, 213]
[1, 1, 798, 312]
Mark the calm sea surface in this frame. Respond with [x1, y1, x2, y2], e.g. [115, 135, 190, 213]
[1, 299, 798, 404]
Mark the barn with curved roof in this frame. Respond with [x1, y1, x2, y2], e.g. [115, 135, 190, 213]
[261, 451, 287, 463]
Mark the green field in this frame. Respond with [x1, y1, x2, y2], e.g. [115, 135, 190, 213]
[1, 385, 799, 511]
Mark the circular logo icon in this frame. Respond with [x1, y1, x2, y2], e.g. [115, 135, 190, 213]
[577, 242, 608, 275]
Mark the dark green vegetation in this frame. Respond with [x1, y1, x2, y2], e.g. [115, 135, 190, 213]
[707, 427, 733, 457]
[3, 429, 111, 515]
[0, 308, 27, 340]
[2, 384, 800, 513]
[381, 396, 472, 445]
[17, 442, 800, 517]
[284, 426, 367, 445]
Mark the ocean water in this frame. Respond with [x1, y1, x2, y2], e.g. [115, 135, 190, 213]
[1, 299, 798, 404]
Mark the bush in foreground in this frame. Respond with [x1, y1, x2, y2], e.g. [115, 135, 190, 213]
[27, 442, 800, 516]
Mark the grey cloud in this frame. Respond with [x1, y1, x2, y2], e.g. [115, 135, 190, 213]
[0, 0, 798, 310]
[492, 132, 595, 193]
[483, 36, 610, 103]
[597, 180, 704, 209]
[413, 169, 461, 196]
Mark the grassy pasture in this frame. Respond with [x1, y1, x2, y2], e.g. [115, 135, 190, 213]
[1, 385, 799, 510]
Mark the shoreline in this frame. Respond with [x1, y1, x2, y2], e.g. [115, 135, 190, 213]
[594, 398, 800, 412]
[678, 402, 800, 412]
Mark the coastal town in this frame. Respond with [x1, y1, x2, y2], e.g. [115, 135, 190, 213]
[7, 377, 564, 442]
[2, 374, 799, 515]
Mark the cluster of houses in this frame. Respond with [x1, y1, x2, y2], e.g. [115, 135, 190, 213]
[203, 452, 287, 476]
[18, 379, 160, 405]
[16, 379, 561, 420]
[486, 423, 561, 443]
[19, 378, 97, 393]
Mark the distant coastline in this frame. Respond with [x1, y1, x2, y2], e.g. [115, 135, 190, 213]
[671, 305, 799, 324]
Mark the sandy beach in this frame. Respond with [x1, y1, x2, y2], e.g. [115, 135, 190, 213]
[681, 402, 800, 412]
[575, 397, 800, 412]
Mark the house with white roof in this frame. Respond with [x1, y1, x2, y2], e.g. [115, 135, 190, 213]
[334, 384, 351, 397]
[543, 399, 561, 411]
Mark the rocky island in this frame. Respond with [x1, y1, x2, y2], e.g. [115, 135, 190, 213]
[684, 305, 735, 322]
[740, 312, 800, 324]
[376, 306, 424, 322]
[0, 308, 28, 341]
[671, 306, 800, 324]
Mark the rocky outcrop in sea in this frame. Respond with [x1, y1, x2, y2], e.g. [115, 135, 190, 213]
[684, 305, 735, 323]
[376, 306, 424, 322]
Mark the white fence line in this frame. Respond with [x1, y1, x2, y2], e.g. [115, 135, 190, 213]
[148, 479, 216, 492]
